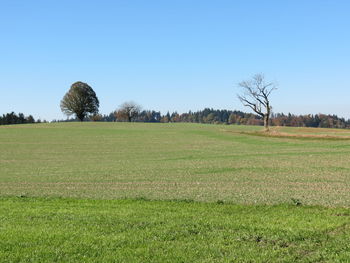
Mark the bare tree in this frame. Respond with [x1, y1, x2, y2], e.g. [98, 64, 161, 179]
[237, 74, 276, 131]
[116, 101, 141, 122]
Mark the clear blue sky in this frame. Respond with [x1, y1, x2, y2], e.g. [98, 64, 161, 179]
[1, 0, 349, 120]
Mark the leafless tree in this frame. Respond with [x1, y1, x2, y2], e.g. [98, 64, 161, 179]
[116, 101, 141, 122]
[237, 74, 277, 131]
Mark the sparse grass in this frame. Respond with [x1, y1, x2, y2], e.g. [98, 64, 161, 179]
[238, 127, 350, 140]
[1, 122, 350, 206]
[1, 197, 350, 263]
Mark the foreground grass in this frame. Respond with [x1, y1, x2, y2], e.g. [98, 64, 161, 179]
[1, 122, 350, 206]
[1, 197, 350, 262]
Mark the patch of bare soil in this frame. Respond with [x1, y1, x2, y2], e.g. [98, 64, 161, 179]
[225, 129, 350, 140]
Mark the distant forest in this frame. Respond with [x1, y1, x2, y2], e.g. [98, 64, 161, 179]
[2, 109, 350, 129]
[51, 108, 350, 129]
[0, 112, 36, 125]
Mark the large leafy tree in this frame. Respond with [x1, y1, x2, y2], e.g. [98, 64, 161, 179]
[60, 81, 99, 121]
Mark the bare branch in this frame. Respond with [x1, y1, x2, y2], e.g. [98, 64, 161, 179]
[237, 74, 277, 131]
[116, 101, 142, 122]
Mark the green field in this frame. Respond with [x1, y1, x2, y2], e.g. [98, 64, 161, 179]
[1, 197, 350, 262]
[1, 122, 350, 206]
[1, 123, 350, 262]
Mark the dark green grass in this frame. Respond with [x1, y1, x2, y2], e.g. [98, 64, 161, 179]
[1, 122, 350, 206]
[1, 197, 350, 263]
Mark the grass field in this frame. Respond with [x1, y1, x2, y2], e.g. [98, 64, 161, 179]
[1, 197, 350, 262]
[1, 122, 350, 262]
[1, 122, 350, 206]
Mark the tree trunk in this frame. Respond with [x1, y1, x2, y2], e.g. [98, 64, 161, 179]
[263, 114, 269, 131]
[77, 114, 84, 122]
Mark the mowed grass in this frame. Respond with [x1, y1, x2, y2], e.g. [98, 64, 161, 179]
[1, 197, 350, 262]
[1, 122, 350, 206]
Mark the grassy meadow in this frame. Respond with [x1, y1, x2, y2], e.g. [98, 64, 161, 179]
[1, 122, 350, 262]
[1, 122, 350, 205]
[1, 197, 350, 262]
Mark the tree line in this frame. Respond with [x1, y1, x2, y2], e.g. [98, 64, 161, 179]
[2, 76, 350, 129]
[2, 108, 350, 129]
[0, 112, 36, 125]
[52, 108, 350, 129]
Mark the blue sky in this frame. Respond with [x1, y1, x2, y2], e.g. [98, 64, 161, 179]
[1, 0, 349, 120]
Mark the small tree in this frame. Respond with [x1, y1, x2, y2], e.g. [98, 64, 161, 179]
[60, 81, 99, 121]
[90, 113, 103, 122]
[116, 101, 141, 122]
[237, 74, 276, 131]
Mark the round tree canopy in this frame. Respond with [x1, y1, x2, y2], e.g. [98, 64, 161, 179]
[60, 81, 99, 121]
